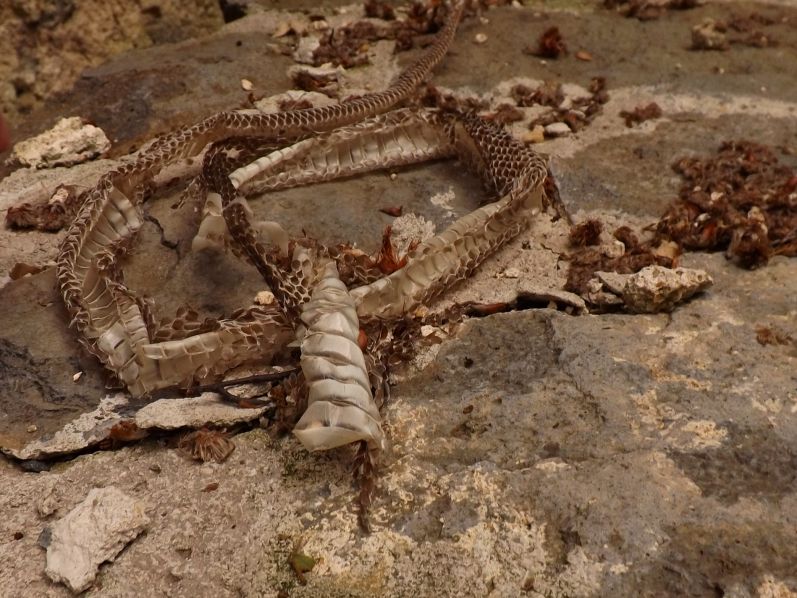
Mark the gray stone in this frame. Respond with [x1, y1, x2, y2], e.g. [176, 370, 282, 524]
[2, 395, 128, 461]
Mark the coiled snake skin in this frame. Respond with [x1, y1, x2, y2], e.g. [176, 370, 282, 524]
[53, 0, 548, 454]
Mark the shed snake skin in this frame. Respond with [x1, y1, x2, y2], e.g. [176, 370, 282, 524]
[51, 0, 548, 452]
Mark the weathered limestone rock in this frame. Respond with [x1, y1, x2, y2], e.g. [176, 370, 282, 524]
[43, 487, 149, 593]
[134, 393, 270, 430]
[622, 266, 713, 313]
[9, 117, 110, 168]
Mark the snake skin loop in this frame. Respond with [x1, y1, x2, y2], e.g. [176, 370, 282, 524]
[54, 1, 465, 396]
[218, 108, 546, 450]
[293, 258, 384, 451]
[350, 111, 548, 318]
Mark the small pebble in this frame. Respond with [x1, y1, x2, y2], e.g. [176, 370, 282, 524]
[254, 290, 275, 305]
[420, 325, 438, 337]
[241, 79, 254, 91]
[474, 33, 488, 44]
[27, 425, 38, 433]
[72, 371, 83, 382]
[544, 122, 572, 137]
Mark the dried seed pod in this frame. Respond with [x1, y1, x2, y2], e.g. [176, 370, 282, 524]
[178, 428, 235, 463]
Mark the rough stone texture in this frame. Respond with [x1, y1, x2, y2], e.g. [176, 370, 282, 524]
[595, 265, 714, 313]
[43, 486, 149, 593]
[0, 0, 224, 124]
[0, 1, 796, 596]
[3, 395, 128, 461]
[9, 117, 111, 168]
[134, 394, 270, 430]
[621, 265, 714, 313]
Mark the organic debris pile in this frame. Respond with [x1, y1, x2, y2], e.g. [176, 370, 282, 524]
[603, 0, 698, 21]
[526, 26, 567, 59]
[619, 102, 663, 127]
[565, 224, 676, 298]
[513, 77, 609, 134]
[691, 15, 780, 51]
[654, 141, 797, 268]
[566, 141, 796, 307]
[313, 0, 515, 68]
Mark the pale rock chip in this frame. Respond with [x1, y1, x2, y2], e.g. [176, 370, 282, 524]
[544, 122, 572, 138]
[621, 266, 712, 313]
[43, 487, 149, 593]
[10, 116, 110, 168]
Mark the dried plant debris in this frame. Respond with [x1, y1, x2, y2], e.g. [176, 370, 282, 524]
[691, 14, 780, 51]
[691, 19, 730, 51]
[312, 0, 452, 68]
[310, 1, 515, 69]
[727, 12, 780, 48]
[604, 0, 699, 21]
[569, 219, 603, 247]
[313, 20, 385, 68]
[619, 102, 663, 127]
[364, 0, 396, 21]
[526, 26, 567, 59]
[289, 64, 340, 96]
[484, 104, 524, 126]
[278, 97, 314, 112]
[755, 325, 793, 347]
[419, 82, 489, 112]
[178, 428, 236, 463]
[654, 141, 797, 268]
[566, 224, 677, 307]
[6, 184, 81, 231]
[610, 266, 713, 313]
[514, 77, 609, 137]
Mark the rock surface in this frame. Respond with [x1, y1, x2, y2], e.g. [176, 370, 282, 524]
[9, 117, 111, 168]
[43, 486, 149, 593]
[0, 1, 796, 596]
[0, 0, 224, 125]
[134, 394, 270, 430]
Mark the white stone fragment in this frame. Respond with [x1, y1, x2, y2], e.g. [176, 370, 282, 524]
[544, 122, 572, 137]
[602, 239, 626, 259]
[241, 78, 254, 91]
[44, 487, 149, 593]
[474, 33, 488, 44]
[561, 82, 591, 102]
[622, 266, 713, 313]
[293, 35, 321, 64]
[10, 117, 110, 168]
[595, 271, 627, 295]
[134, 393, 268, 430]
